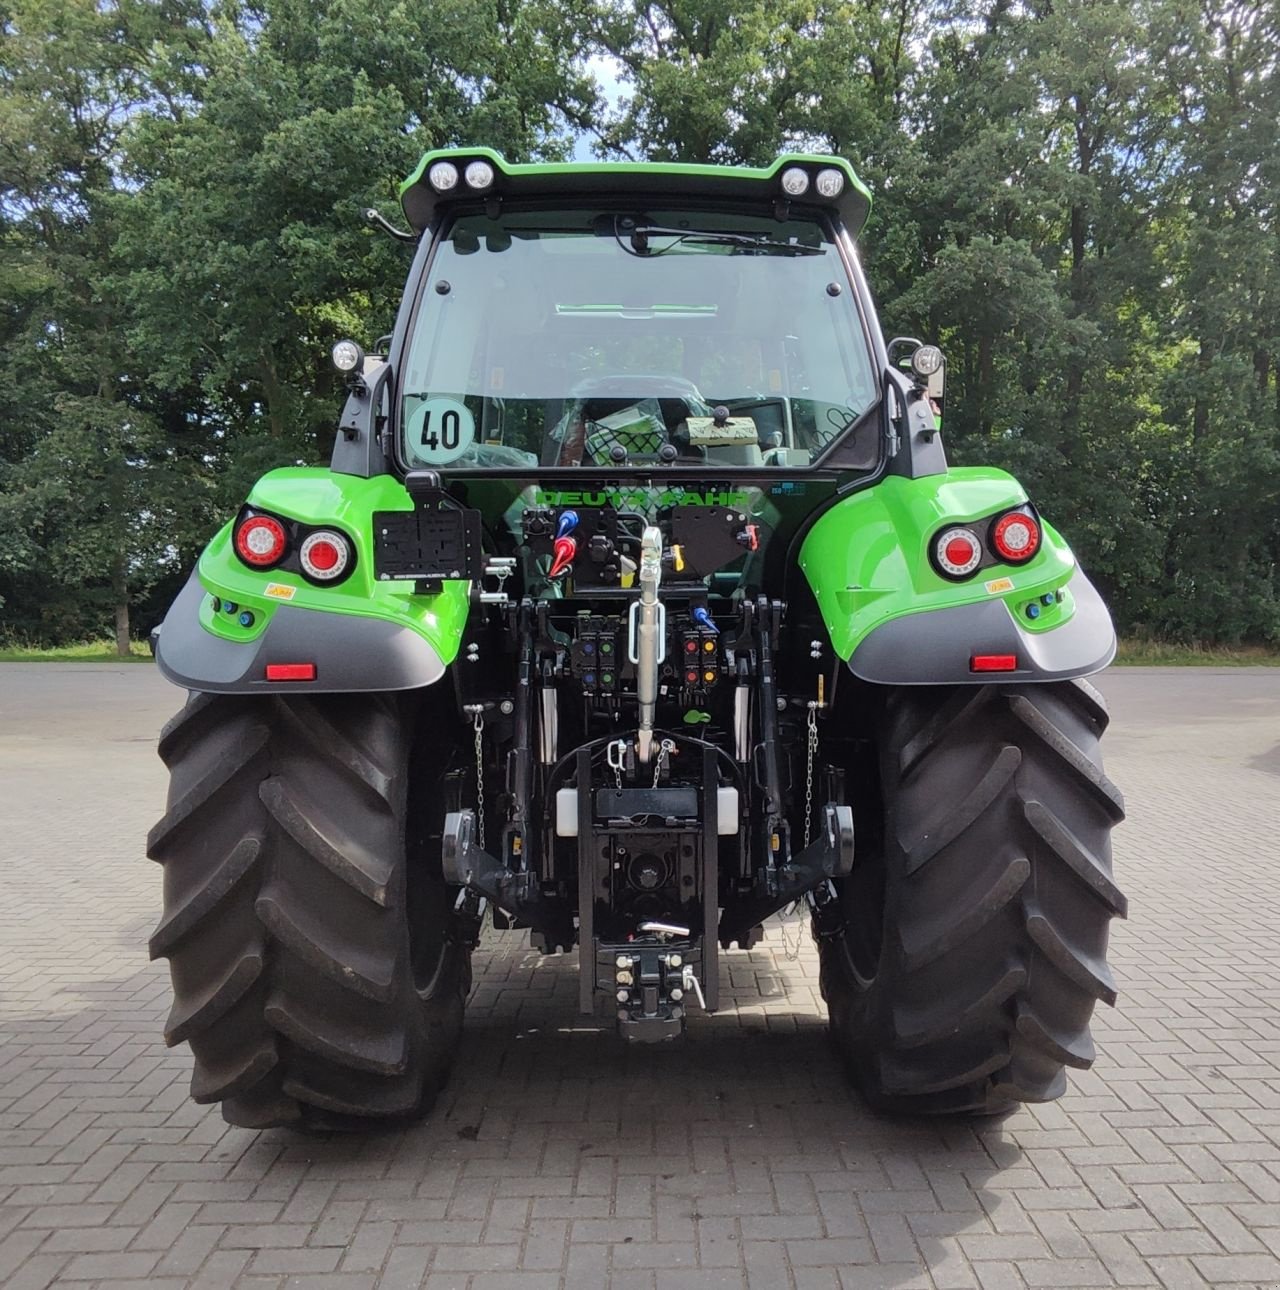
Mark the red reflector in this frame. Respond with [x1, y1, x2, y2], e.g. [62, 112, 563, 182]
[971, 654, 1018, 673]
[307, 539, 339, 570]
[265, 663, 316, 682]
[944, 537, 972, 567]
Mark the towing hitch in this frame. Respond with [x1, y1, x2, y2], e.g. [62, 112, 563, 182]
[601, 927, 703, 1043]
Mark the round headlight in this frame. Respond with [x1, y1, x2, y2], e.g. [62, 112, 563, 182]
[815, 167, 845, 198]
[911, 344, 944, 379]
[780, 167, 810, 197]
[331, 339, 364, 374]
[427, 161, 459, 192]
[464, 160, 495, 190]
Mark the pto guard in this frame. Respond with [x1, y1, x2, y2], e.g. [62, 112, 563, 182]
[154, 467, 470, 695]
[800, 468, 1117, 685]
[155, 573, 448, 694]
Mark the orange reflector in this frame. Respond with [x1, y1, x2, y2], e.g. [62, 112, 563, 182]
[971, 654, 1017, 673]
[266, 662, 316, 682]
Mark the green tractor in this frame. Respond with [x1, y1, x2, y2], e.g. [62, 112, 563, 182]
[148, 149, 1126, 1129]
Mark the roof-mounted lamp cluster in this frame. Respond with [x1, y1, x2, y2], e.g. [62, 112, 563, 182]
[779, 165, 846, 200]
[399, 151, 872, 239]
[427, 159, 497, 194]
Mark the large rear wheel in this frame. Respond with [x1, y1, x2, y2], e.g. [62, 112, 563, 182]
[146, 690, 471, 1129]
[820, 680, 1126, 1115]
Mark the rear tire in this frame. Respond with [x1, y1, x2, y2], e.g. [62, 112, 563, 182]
[820, 679, 1126, 1115]
[146, 690, 471, 1129]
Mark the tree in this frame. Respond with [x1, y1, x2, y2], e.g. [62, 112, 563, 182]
[0, 0, 213, 652]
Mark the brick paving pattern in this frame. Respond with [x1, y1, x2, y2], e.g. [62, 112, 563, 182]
[1, 663, 1279, 1289]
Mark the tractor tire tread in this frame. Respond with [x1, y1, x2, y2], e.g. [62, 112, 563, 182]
[822, 681, 1124, 1116]
[148, 692, 469, 1129]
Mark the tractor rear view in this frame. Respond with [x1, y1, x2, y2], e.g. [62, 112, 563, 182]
[148, 150, 1125, 1129]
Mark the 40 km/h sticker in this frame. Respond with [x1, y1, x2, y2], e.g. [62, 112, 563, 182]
[409, 397, 475, 465]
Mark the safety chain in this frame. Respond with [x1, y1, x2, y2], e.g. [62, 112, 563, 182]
[803, 701, 819, 848]
[653, 737, 675, 787]
[780, 899, 807, 962]
[472, 709, 486, 851]
[607, 738, 626, 789]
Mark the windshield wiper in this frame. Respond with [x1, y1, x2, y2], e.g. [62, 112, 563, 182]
[616, 219, 825, 258]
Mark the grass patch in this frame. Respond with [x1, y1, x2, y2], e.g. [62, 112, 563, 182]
[0, 639, 153, 662]
[1115, 639, 1280, 666]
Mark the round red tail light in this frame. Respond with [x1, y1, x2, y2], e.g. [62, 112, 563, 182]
[299, 530, 352, 582]
[934, 526, 982, 579]
[235, 515, 287, 567]
[991, 512, 1041, 563]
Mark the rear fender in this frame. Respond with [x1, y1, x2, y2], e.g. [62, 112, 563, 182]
[799, 469, 1116, 684]
[155, 468, 470, 695]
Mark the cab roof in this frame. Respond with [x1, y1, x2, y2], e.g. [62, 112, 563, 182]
[399, 147, 872, 239]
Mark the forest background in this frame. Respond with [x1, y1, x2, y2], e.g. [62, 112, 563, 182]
[1, 0, 1276, 653]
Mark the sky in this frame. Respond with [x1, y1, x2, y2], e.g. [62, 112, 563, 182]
[572, 54, 626, 160]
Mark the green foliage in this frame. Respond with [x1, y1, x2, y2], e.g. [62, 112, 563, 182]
[1, 0, 1277, 646]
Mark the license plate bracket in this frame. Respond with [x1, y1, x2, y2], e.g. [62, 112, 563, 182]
[372, 490, 483, 592]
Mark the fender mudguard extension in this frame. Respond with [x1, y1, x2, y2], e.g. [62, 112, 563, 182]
[848, 569, 1116, 685]
[155, 573, 446, 695]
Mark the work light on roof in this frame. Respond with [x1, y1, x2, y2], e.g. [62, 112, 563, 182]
[815, 168, 845, 198]
[780, 167, 810, 197]
[427, 161, 459, 192]
[464, 160, 495, 190]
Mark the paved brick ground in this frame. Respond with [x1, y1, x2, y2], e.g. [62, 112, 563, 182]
[2, 663, 1279, 1290]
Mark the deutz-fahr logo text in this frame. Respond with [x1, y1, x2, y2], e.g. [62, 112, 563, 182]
[535, 488, 751, 509]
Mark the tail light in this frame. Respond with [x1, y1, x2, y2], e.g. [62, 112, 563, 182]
[990, 511, 1041, 564]
[234, 514, 287, 567]
[299, 530, 353, 582]
[933, 526, 983, 579]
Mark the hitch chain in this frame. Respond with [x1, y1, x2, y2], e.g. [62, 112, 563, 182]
[653, 737, 676, 787]
[803, 701, 819, 849]
[607, 738, 626, 790]
[464, 705, 486, 851]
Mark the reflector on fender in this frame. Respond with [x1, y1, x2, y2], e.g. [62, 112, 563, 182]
[266, 663, 316, 681]
[971, 654, 1018, 673]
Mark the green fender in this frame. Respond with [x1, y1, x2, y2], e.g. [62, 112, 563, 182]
[799, 469, 1116, 683]
[154, 469, 471, 694]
